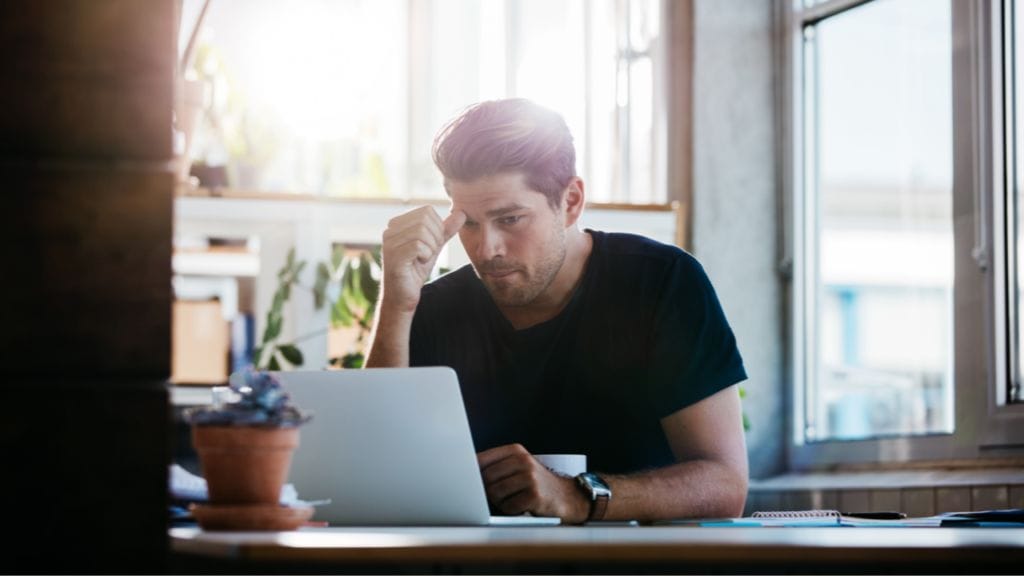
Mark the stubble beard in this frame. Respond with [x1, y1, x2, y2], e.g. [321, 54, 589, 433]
[477, 227, 567, 307]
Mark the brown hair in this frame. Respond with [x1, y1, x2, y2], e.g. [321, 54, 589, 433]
[431, 98, 576, 209]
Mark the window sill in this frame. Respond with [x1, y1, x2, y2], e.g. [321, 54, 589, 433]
[750, 467, 1024, 492]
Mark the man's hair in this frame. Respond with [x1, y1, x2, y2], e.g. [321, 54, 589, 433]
[431, 98, 576, 209]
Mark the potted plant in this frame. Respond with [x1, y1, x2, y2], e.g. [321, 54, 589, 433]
[185, 369, 312, 510]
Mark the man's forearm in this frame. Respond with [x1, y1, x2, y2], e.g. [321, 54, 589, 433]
[364, 306, 415, 368]
[600, 459, 748, 522]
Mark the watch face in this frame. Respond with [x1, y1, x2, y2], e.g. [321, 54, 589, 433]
[580, 472, 612, 498]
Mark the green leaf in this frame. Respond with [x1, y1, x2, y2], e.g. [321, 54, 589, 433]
[313, 263, 330, 309]
[286, 247, 296, 269]
[268, 353, 282, 371]
[331, 296, 354, 327]
[742, 413, 751, 433]
[366, 297, 378, 327]
[341, 352, 365, 369]
[271, 288, 285, 313]
[282, 282, 291, 301]
[253, 345, 263, 366]
[360, 254, 379, 306]
[265, 315, 282, 341]
[343, 260, 369, 311]
[278, 344, 304, 366]
[370, 246, 382, 268]
[331, 246, 346, 274]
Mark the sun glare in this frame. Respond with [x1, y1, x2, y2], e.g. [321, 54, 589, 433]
[244, 3, 363, 140]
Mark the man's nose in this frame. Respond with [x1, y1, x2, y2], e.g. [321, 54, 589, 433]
[475, 227, 505, 261]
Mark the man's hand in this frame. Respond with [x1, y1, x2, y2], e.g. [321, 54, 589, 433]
[477, 444, 590, 523]
[380, 206, 466, 313]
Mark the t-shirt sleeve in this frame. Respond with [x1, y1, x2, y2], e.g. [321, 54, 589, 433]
[408, 292, 437, 367]
[645, 254, 747, 418]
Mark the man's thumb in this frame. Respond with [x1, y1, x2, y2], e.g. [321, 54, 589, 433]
[442, 210, 467, 241]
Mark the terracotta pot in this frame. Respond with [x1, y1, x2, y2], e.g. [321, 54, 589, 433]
[191, 425, 300, 505]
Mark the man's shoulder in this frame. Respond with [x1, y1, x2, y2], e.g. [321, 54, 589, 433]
[592, 230, 702, 274]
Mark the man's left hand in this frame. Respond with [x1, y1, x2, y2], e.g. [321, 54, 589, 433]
[477, 444, 589, 523]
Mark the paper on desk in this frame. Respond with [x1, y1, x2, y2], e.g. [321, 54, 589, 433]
[169, 463, 322, 507]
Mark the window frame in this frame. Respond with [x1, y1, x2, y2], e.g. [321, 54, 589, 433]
[780, 0, 1024, 470]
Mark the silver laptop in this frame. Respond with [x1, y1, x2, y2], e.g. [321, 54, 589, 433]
[274, 367, 561, 526]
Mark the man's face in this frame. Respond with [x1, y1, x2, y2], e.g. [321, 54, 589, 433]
[448, 172, 567, 307]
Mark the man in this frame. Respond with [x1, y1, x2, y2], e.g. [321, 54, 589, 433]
[367, 98, 748, 523]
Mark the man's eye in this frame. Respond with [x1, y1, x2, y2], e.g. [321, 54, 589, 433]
[498, 216, 522, 226]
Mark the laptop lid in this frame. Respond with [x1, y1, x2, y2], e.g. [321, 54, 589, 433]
[275, 367, 494, 526]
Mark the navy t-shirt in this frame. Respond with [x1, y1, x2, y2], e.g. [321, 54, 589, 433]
[409, 230, 747, 474]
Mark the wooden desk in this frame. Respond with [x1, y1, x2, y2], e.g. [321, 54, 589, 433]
[170, 525, 1024, 574]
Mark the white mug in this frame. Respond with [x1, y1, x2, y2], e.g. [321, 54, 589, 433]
[534, 454, 586, 477]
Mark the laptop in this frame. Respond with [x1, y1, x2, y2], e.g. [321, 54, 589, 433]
[274, 367, 561, 526]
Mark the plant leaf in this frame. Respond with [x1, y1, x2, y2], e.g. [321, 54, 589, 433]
[272, 287, 285, 313]
[344, 260, 369, 311]
[265, 315, 282, 341]
[331, 245, 346, 274]
[341, 352, 365, 369]
[267, 353, 282, 371]
[331, 296, 354, 327]
[360, 253, 379, 306]
[278, 344, 304, 366]
[313, 262, 330, 309]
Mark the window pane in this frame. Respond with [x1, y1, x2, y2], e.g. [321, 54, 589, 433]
[803, 0, 954, 441]
[182, 0, 662, 204]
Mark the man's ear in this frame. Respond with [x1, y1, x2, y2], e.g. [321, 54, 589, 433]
[561, 177, 585, 227]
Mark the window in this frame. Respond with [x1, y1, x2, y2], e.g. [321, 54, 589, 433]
[802, 0, 954, 442]
[783, 0, 1024, 467]
[179, 0, 664, 204]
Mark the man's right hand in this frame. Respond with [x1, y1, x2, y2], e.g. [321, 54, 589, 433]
[380, 206, 466, 314]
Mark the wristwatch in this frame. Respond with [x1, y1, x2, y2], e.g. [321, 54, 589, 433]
[575, 472, 612, 522]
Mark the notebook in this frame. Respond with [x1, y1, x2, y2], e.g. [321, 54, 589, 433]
[274, 367, 561, 526]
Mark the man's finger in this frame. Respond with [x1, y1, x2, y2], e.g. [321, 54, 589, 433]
[480, 454, 527, 485]
[443, 210, 467, 241]
[477, 443, 529, 469]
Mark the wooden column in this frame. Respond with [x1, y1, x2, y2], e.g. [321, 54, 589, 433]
[0, 1, 174, 571]
[663, 0, 695, 251]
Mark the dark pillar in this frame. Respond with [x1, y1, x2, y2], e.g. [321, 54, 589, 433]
[0, 1, 175, 572]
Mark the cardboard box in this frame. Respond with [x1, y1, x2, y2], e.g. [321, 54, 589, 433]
[172, 300, 229, 385]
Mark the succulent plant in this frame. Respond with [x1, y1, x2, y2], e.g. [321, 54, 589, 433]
[185, 369, 312, 427]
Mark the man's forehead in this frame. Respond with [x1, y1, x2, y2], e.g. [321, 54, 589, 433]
[447, 175, 547, 213]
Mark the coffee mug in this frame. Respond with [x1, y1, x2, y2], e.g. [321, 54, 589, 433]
[534, 454, 586, 477]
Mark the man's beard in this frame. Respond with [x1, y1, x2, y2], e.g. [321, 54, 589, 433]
[475, 231, 567, 307]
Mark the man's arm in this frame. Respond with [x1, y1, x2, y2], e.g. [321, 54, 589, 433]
[478, 384, 748, 522]
[365, 206, 465, 368]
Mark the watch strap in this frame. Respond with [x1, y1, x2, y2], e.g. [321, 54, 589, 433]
[588, 491, 609, 522]
[576, 472, 611, 522]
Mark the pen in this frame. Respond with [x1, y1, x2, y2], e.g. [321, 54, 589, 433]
[842, 511, 906, 520]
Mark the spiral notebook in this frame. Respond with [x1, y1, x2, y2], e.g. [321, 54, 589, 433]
[691, 509, 943, 527]
[752, 509, 842, 519]
[703, 510, 844, 527]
